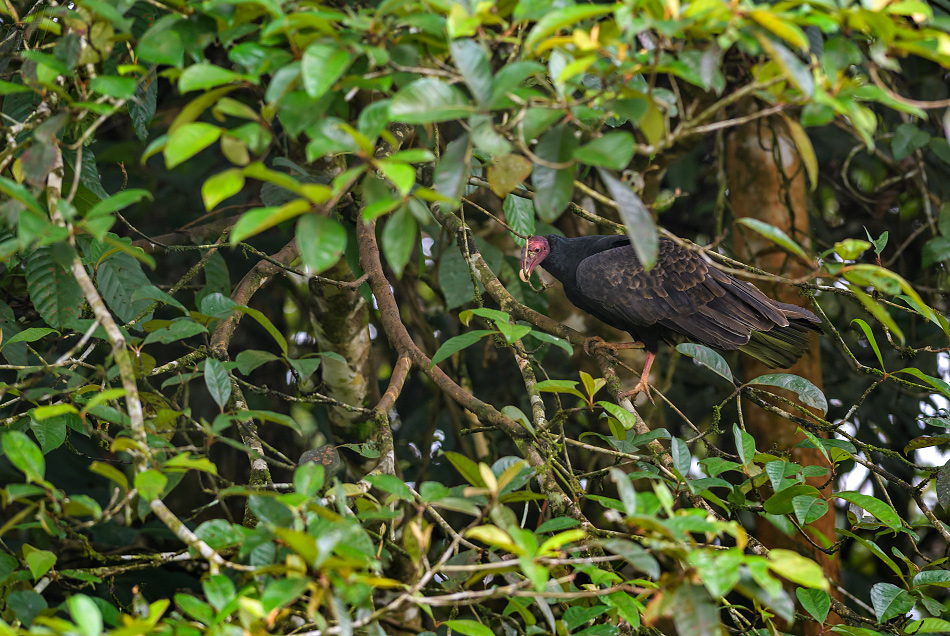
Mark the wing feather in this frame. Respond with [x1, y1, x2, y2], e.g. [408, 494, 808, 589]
[571, 238, 816, 352]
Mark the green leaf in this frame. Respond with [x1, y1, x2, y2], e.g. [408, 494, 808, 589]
[0, 327, 57, 350]
[734, 424, 756, 466]
[203, 358, 232, 410]
[792, 495, 829, 525]
[922, 237, 950, 268]
[203, 574, 236, 612]
[143, 320, 208, 345]
[30, 415, 66, 454]
[671, 437, 690, 477]
[178, 64, 244, 93]
[524, 4, 615, 52]
[297, 214, 347, 275]
[450, 39, 493, 105]
[134, 469, 167, 500]
[231, 200, 310, 244]
[0, 176, 45, 216]
[869, 582, 915, 622]
[849, 286, 904, 345]
[95, 248, 153, 324]
[598, 169, 658, 270]
[736, 218, 811, 262]
[609, 467, 637, 515]
[764, 484, 821, 515]
[796, 587, 830, 622]
[746, 373, 827, 414]
[750, 10, 810, 51]
[430, 330, 494, 367]
[443, 451, 485, 487]
[89, 76, 137, 99]
[676, 343, 734, 382]
[504, 193, 534, 246]
[906, 619, 950, 634]
[235, 350, 280, 375]
[294, 462, 325, 498]
[2, 431, 45, 483]
[687, 548, 742, 598]
[851, 318, 884, 369]
[301, 43, 351, 99]
[390, 78, 473, 124]
[598, 538, 660, 579]
[24, 546, 56, 581]
[574, 132, 635, 171]
[534, 379, 586, 401]
[202, 169, 245, 210]
[365, 474, 413, 500]
[381, 206, 417, 278]
[895, 367, 950, 401]
[892, 122, 930, 161]
[531, 124, 576, 223]
[68, 595, 103, 636]
[137, 19, 184, 66]
[768, 549, 828, 590]
[836, 491, 902, 530]
[261, 578, 309, 615]
[598, 401, 638, 430]
[433, 134, 472, 209]
[912, 570, 950, 588]
[26, 246, 84, 328]
[165, 123, 222, 169]
[443, 620, 493, 636]
[757, 34, 814, 97]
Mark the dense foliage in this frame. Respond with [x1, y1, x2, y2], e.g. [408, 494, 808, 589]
[2, 0, 950, 635]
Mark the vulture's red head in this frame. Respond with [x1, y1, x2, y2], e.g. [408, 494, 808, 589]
[519, 236, 550, 282]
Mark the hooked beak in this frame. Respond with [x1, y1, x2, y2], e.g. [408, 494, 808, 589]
[519, 243, 531, 282]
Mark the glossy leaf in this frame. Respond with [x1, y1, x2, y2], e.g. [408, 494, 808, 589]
[746, 373, 828, 414]
[531, 124, 576, 223]
[598, 168, 659, 270]
[676, 343, 734, 382]
[297, 214, 347, 275]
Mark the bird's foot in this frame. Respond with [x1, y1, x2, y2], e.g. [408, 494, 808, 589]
[583, 337, 643, 356]
[618, 378, 655, 405]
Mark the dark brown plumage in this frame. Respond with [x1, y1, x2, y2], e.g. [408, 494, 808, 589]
[520, 234, 821, 396]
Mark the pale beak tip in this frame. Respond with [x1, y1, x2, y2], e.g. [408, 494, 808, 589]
[519, 269, 529, 283]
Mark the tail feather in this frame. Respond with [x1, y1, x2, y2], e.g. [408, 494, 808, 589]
[739, 318, 819, 368]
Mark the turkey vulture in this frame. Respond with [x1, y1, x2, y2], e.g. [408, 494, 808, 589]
[519, 234, 820, 397]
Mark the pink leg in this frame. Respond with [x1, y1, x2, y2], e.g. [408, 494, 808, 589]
[620, 351, 655, 403]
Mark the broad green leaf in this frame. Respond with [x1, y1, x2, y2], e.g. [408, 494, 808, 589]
[599, 168, 658, 270]
[294, 462, 325, 498]
[534, 379, 586, 401]
[297, 214, 347, 275]
[165, 123, 222, 169]
[203, 574, 236, 612]
[202, 169, 245, 210]
[912, 570, 950, 588]
[178, 64, 244, 93]
[610, 467, 637, 515]
[26, 246, 84, 328]
[869, 582, 915, 621]
[746, 373, 827, 414]
[597, 539, 660, 579]
[30, 415, 66, 454]
[836, 491, 901, 530]
[443, 620, 493, 636]
[430, 330, 494, 367]
[764, 484, 821, 515]
[687, 548, 742, 598]
[671, 437, 690, 477]
[96, 248, 153, 323]
[390, 78, 473, 124]
[503, 192, 534, 246]
[2, 431, 45, 483]
[792, 495, 829, 525]
[750, 10, 809, 51]
[892, 122, 930, 161]
[734, 424, 756, 466]
[68, 595, 103, 636]
[574, 132, 635, 171]
[90, 76, 136, 99]
[443, 450, 485, 487]
[906, 619, 950, 634]
[24, 546, 56, 581]
[896, 367, 950, 401]
[531, 124, 576, 223]
[0, 176, 45, 215]
[134, 469, 167, 500]
[231, 199, 310, 244]
[143, 320, 208, 345]
[796, 587, 830, 622]
[0, 327, 57, 350]
[450, 39, 493, 105]
[676, 343, 734, 382]
[204, 358, 232, 410]
[301, 43, 350, 99]
[757, 34, 814, 97]
[768, 549, 828, 590]
[737, 218, 811, 262]
[433, 134, 472, 209]
[381, 206, 417, 278]
[489, 155, 533, 199]
[524, 5, 615, 52]
[598, 401, 638, 430]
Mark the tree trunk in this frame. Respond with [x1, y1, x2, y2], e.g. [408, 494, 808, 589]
[726, 109, 841, 632]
